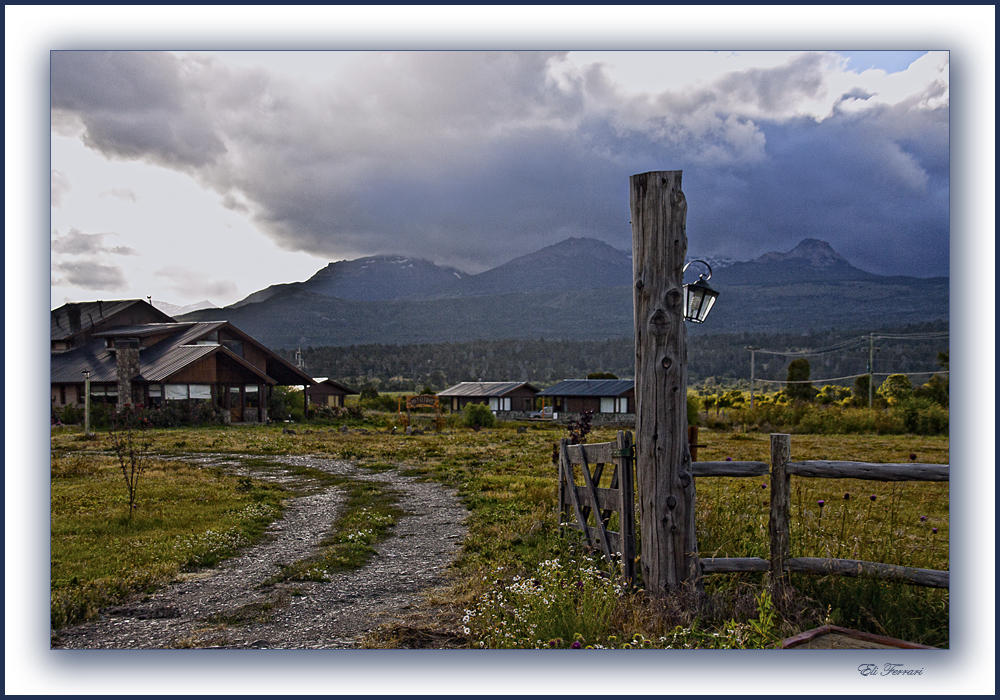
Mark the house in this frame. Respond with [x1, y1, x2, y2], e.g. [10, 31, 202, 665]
[537, 379, 635, 424]
[51, 300, 315, 423]
[305, 378, 359, 408]
[437, 381, 539, 414]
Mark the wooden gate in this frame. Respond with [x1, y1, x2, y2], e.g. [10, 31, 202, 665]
[557, 431, 636, 585]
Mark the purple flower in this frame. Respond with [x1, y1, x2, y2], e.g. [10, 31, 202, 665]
[818, 500, 825, 508]
[920, 515, 927, 522]
[571, 641, 582, 649]
[725, 457, 733, 461]
[870, 495, 877, 502]
[844, 493, 850, 500]
[761, 483, 768, 489]
[932, 528, 938, 534]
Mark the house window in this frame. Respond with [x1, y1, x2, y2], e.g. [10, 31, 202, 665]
[165, 384, 188, 400]
[600, 397, 615, 413]
[148, 385, 162, 407]
[190, 384, 211, 400]
[244, 385, 259, 408]
[489, 397, 499, 411]
[223, 340, 244, 358]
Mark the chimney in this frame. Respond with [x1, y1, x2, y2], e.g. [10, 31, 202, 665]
[115, 338, 141, 409]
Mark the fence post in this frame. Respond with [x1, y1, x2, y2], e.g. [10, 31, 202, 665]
[769, 433, 792, 597]
[616, 430, 636, 587]
[631, 170, 699, 593]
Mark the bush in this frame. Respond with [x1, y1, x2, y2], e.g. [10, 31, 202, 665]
[463, 403, 496, 430]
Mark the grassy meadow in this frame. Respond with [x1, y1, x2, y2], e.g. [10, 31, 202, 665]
[49, 413, 949, 648]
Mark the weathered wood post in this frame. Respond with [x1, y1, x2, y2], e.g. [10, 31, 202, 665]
[769, 433, 792, 597]
[630, 170, 699, 592]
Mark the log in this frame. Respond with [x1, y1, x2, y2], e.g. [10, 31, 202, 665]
[786, 461, 948, 482]
[693, 461, 769, 478]
[700, 557, 771, 573]
[785, 557, 949, 589]
[631, 170, 699, 593]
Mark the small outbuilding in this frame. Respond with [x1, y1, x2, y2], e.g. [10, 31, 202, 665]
[437, 381, 539, 413]
[305, 378, 359, 408]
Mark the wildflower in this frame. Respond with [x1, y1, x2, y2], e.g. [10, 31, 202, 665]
[870, 495, 877, 502]
[571, 641, 582, 649]
[844, 493, 850, 500]
[932, 528, 938, 534]
[761, 483, 768, 489]
[920, 515, 927, 522]
[726, 457, 733, 461]
[818, 500, 825, 508]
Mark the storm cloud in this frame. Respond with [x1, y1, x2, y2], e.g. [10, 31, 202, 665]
[50, 50, 950, 277]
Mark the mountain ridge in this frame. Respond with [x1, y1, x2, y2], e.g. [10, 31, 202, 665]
[180, 237, 948, 349]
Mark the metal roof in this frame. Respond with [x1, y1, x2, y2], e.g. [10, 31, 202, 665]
[51, 300, 174, 341]
[437, 381, 539, 397]
[51, 320, 304, 386]
[537, 379, 635, 397]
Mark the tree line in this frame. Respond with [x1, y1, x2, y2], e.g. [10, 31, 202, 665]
[281, 321, 947, 394]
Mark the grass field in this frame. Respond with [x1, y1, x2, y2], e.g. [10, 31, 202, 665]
[50, 415, 949, 647]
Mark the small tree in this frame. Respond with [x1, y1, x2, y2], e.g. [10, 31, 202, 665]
[785, 358, 815, 401]
[877, 374, 913, 406]
[107, 405, 152, 520]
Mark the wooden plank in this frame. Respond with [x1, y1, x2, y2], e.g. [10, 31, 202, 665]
[780, 625, 939, 650]
[573, 485, 620, 512]
[769, 434, 792, 594]
[785, 557, 949, 589]
[693, 461, 769, 478]
[559, 440, 593, 550]
[700, 557, 770, 573]
[578, 442, 614, 560]
[786, 461, 948, 482]
[565, 441, 616, 465]
[631, 170, 699, 592]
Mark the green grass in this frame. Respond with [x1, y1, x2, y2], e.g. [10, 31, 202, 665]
[50, 452, 285, 628]
[50, 421, 949, 647]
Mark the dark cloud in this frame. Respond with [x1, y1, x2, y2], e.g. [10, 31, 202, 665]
[51, 51, 226, 168]
[50, 51, 950, 277]
[52, 260, 128, 290]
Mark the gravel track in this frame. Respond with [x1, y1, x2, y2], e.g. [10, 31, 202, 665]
[51, 455, 468, 649]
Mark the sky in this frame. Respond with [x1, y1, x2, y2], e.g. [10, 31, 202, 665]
[48, 47, 952, 309]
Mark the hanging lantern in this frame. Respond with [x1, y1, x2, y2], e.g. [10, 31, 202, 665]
[683, 260, 720, 323]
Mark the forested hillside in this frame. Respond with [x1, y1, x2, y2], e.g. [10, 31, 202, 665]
[283, 321, 948, 392]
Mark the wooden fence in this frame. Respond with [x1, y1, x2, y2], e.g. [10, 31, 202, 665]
[558, 432, 949, 591]
[557, 431, 635, 586]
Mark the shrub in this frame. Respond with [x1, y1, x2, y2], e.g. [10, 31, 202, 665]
[877, 374, 913, 406]
[463, 403, 496, 430]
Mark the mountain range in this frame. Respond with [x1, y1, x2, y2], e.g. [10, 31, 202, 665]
[180, 238, 948, 349]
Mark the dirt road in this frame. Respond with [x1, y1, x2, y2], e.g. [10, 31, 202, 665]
[51, 455, 469, 649]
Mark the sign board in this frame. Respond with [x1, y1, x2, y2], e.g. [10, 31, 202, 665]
[407, 395, 439, 409]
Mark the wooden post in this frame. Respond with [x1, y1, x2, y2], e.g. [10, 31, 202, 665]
[616, 430, 637, 587]
[769, 433, 792, 596]
[630, 170, 699, 593]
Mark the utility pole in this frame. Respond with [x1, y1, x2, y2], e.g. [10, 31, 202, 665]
[630, 170, 699, 593]
[746, 346, 758, 409]
[868, 333, 875, 408]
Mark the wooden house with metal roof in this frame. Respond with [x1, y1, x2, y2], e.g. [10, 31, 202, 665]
[51, 300, 314, 423]
[437, 381, 539, 413]
[537, 379, 635, 416]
